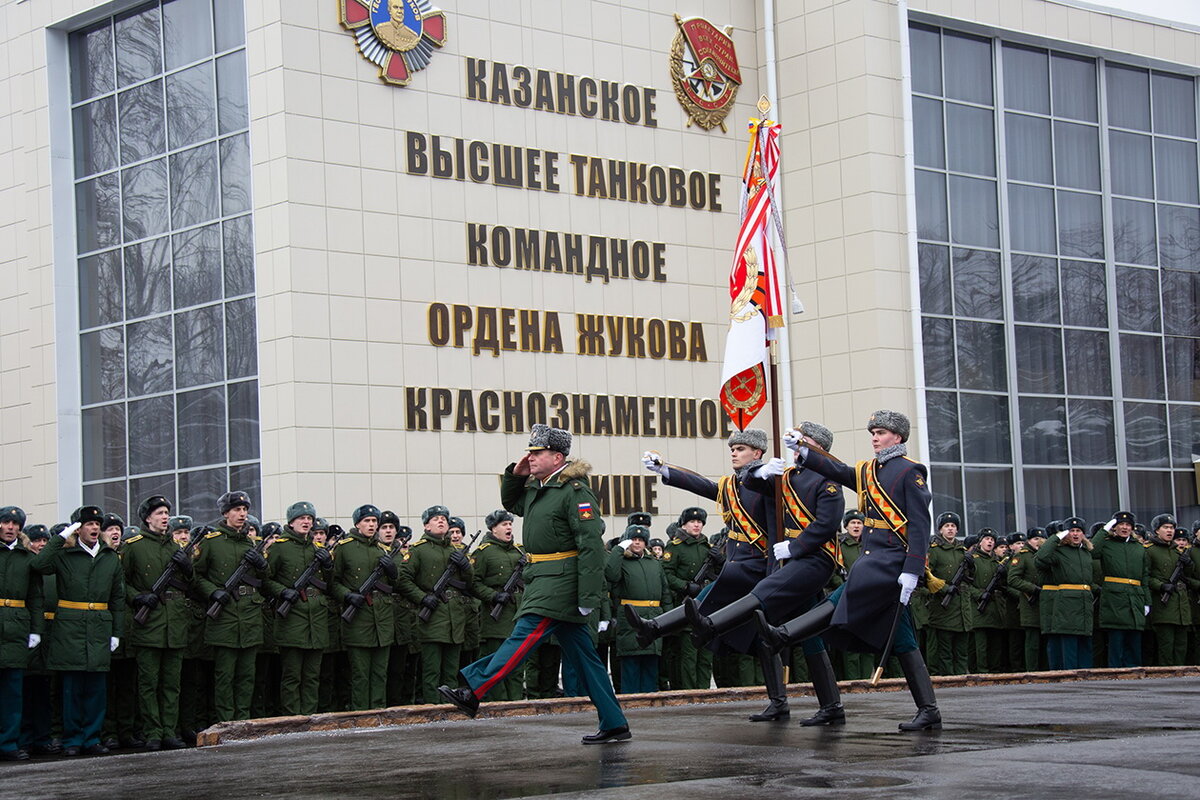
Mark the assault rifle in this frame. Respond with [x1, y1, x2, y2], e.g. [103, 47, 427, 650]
[488, 552, 527, 621]
[418, 529, 484, 622]
[976, 555, 1011, 614]
[275, 527, 347, 619]
[134, 525, 210, 626]
[690, 531, 728, 593]
[1160, 549, 1193, 605]
[340, 529, 411, 623]
[940, 544, 978, 608]
[206, 522, 280, 619]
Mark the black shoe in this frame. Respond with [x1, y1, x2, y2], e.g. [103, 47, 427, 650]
[753, 610, 787, 653]
[437, 685, 480, 718]
[102, 737, 119, 750]
[581, 726, 631, 744]
[898, 705, 942, 731]
[61, 746, 81, 757]
[81, 743, 110, 756]
[144, 739, 162, 751]
[119, 735, 144, 749]
[800, 704, 846, 726]
[623, 604, 659, 649]
[896, 649, 941, 731]
[161, 737, 188, 750]
[748, 699, 790, 722]
[0, 749, 29, 761]
[29, 742, 62, 756]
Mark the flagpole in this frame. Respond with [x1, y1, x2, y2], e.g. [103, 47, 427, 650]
[768, 341, 784, 551]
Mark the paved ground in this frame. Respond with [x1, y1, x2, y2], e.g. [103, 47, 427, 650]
[4, 676, 1198, 799]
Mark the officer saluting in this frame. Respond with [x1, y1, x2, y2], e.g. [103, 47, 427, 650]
[0, 506, 42, 761]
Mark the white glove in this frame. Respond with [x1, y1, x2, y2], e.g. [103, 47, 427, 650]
[27, 633, 41, 649]
[109, 637, 120, 653]
[755, 457, 786, 480]
[617, 539, 634, 551]
[783, 429, 803, 452]
[772, 540, 791, 561]
[642, 451, 668, 478]
[61, 521, 81, 539]
[578, 607, 593, 617]
[898, 572, 918, 605]
[1104, 518, 1117, 532]
[598, 620, 610, 633]
[1144, 605, 1151, 616]
[1056, 530, 1069, 540]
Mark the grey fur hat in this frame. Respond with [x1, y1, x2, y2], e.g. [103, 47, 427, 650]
[727, 428, 768, 452]
[867, 410, 910, 442]
[526, 423, 571, 455]
[799, 421, 834, 451]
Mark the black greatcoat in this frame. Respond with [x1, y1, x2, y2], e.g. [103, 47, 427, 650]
[661, 465, 773, 652]
[802, 448, 932, 652]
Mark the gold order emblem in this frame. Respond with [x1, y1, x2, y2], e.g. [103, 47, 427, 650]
[669, 15, 742, 132]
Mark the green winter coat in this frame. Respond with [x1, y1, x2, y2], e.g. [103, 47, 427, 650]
[1034, 535, 1094, 636]
[28, 573, 56, 674]
[830, 534, 863, 590]
[927, 538, 974, 632]
[471, 534, 524, 640]
[30, 533, 123, 672]
[661, 532, 708, 603]
[499, 459, 607, 624]
[121, 527, 193, 649]
[331, 531, 394, 648]
[605, 546, 671, 657]
[1005, 548, 1044, 628]
[193, 524, 266, 648]
[1090, 532, 1150, 631]
[1146, 539, 1192, 626]
[397, 533, 478, 645]
[265, 525, 331, 650]
[0, 537, 43, 669]
[972, 551, 1006, 629]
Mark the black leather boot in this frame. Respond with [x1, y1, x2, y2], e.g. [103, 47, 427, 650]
[753, 600, 836, 654]
[897, 650, 942, 731]
[748, 642, 790, 721]
[685, 594, 762, 647]
[625, 603, 687, 649]
[799, 650, 845, 726]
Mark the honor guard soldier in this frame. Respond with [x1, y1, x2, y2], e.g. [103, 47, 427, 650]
[1091, 511, 1149, 667]
[631, 429, 784, 719]
[122, 495, 193, 749]
[31, 506, 124, 755]
[1, 506, 42, 761]
[440, 424, 631, 744]
[661, 507, 716, 690]
[1007, 527, 1047, 670]
[332, 505, 395, 711]
[1035, 517, 1094, 670]
[265, 502, 332, 716]
[756, 410, 943, 731]
[471, 509, 525, 701]
[683, 421, 847, 726]
[194, 491, 269, 721]
[926, 512, 973, 675]
[606, 525, 672, 694]
[1146, 514, 1193, 666]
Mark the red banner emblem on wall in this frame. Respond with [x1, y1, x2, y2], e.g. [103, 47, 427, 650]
[339, 0, 446, 87]
[669, 15, 742, 132]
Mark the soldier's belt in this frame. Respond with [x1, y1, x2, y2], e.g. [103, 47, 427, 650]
[1104, 576, 1141, 586]
[783, 529, 802, 540]
[864, 518, 902, 531]
[161, 590, 180, 601]
[620, 599, 661, 607]
[0, 598, 26, 608]
[527, 550, 578, 563]
[234, 585, 256, 597]
[58, 600, 108, 611]
[1043, 584, 1091, 591]
[727, 530, 766, 549]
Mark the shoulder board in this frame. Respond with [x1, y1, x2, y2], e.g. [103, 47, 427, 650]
[571, 481, 585, 489]
[411, 539, 427, 547]
[670, 538, 682, 545]
[124, 534, 144, 544]
[377, 542, 389, 551]
[477, 542, 493, 551]
[204, 531, 223, 539]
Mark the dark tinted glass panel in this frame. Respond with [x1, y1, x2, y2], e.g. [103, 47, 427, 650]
[228, 463, 261, 511]
[79, 250, 123, 329]
[910, 25, 942, 96]
[918, 243, 952, 315]
[964, 467, 1015, 532]
[177, 387, 226, 468]
[179, 467, 226, 517]
[1155, 139, 1199, 205]
[1162, 269, 1200, 335]
[225, 298, 257, 379]
[916, 170, 949, 241]
[129, 474, 176, 511]
[80, 327, 125, 405]
[1019, 397, 1067, 465]
[1068, 398, 1116, 465]
[926, 390, 961, 462]
[1152, 72, 1196, 138]
[73, 97, 117, 178]
[216, 51, 249, 134]
[214, 0, 246, 51]
[166, 62, 216, 149]
[1015, 326, 1064, 394]
[1023, 468, 1072, 526]
[223, 215, 254, 296]
[170, 143, 219, 228]
[1157, 204, 1200, 270]
[944, 32, 992, 105]
[1004, 113, 1052, 184]
[173, 224, 221, 308]
[956, 321, 1006, 391]
[952, 248, 1002, 319]
[220, 133, 251, 215]
[124, 236, 171, 319]
[1053, 122, 1099, 190]
[1060, 260, 1107, 327]
[121, 158, 169, 241]
[82, 403, 126, 481]
[1012, 255, 1059, 324]
[114, 3, 162, 88]
[1057, 190, 1103, 259]
[1064, 329, 1112, 396]
[118, 80, 166, 166]
[949, 176, 999, 247]
[1124, 402, 1169, 466]
[1009, 184, 1055, 254]
[1112, 199, 1157, 266]
[1120, 334, 1165, 399]
[174, 306, 224, 388]
[946, 103, 995, 176]
[228, 380, 260, 462]
[126, 316, 174, 397]
[83, 481, 128, 522]
[1051, 54, 1097, 122]
[922, 317, 956, 388]
[70, 21, 115, 102]
[1165, 338, 1200, 402]
[959, 393, 1011, 463]
[930, 466, 963, 520]
[76, 173, 121, 254]
[1109, 131, 1153, 198]
[914, 97, 945, 169]
[1106, 64, 1150, 131]
[1171, 471, 1200, 524]
[128, 395, 175, 474]
[1169, 404, 1200, 467]
[1003, 44, 1049, 114]
[1116, 266, 1161, 332]
[1073, 470, 1118, 525]
[163, 0, 214, 70]
[1127, 471, 1173, 523]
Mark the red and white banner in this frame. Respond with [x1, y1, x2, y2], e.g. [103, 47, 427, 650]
[719, 119, 784, 430]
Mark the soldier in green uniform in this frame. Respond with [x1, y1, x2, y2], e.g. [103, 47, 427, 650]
[193, 491, 269, 722]
[606, 525, 672, 693]
[172, 516, 210, 743]
[31, 506, 124, 756]
[1, 506, 43, 761]
[971, 529, 1006, 673]
[122, 495, 193, 749]
[1146, 514, 1191, 666]
[1035, 517, 1094, 669]
[836, 511, 872, 679]
[19, 524, 58, 756]
[398, 505, 478, 705]
[1091, 511, 1149, 667]
[661, 507, 716, 690]
[265, 501, 332, 716]
[103, 516, 141, 750]
[380, 514, 418, 707]
[331, 505, 395, 711]
[471, 509, 525, 701]
[925, 513, 973, 674]
[449, 516, 482, 672]
[1007, 528, 1046, 670]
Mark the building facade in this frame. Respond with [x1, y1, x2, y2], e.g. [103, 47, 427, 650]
[1, 0, 1196, 536]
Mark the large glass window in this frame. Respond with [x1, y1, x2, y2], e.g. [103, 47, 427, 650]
[73, 0, 258, 520]
[913, 23, 1200, 531]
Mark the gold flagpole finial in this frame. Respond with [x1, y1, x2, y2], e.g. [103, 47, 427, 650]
[757, 95, 772, 115]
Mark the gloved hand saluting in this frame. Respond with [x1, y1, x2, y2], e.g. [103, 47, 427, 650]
[642, 451, 669, 478]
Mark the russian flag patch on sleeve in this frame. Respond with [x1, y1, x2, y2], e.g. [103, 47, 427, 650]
[577, 502, 594, 520]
